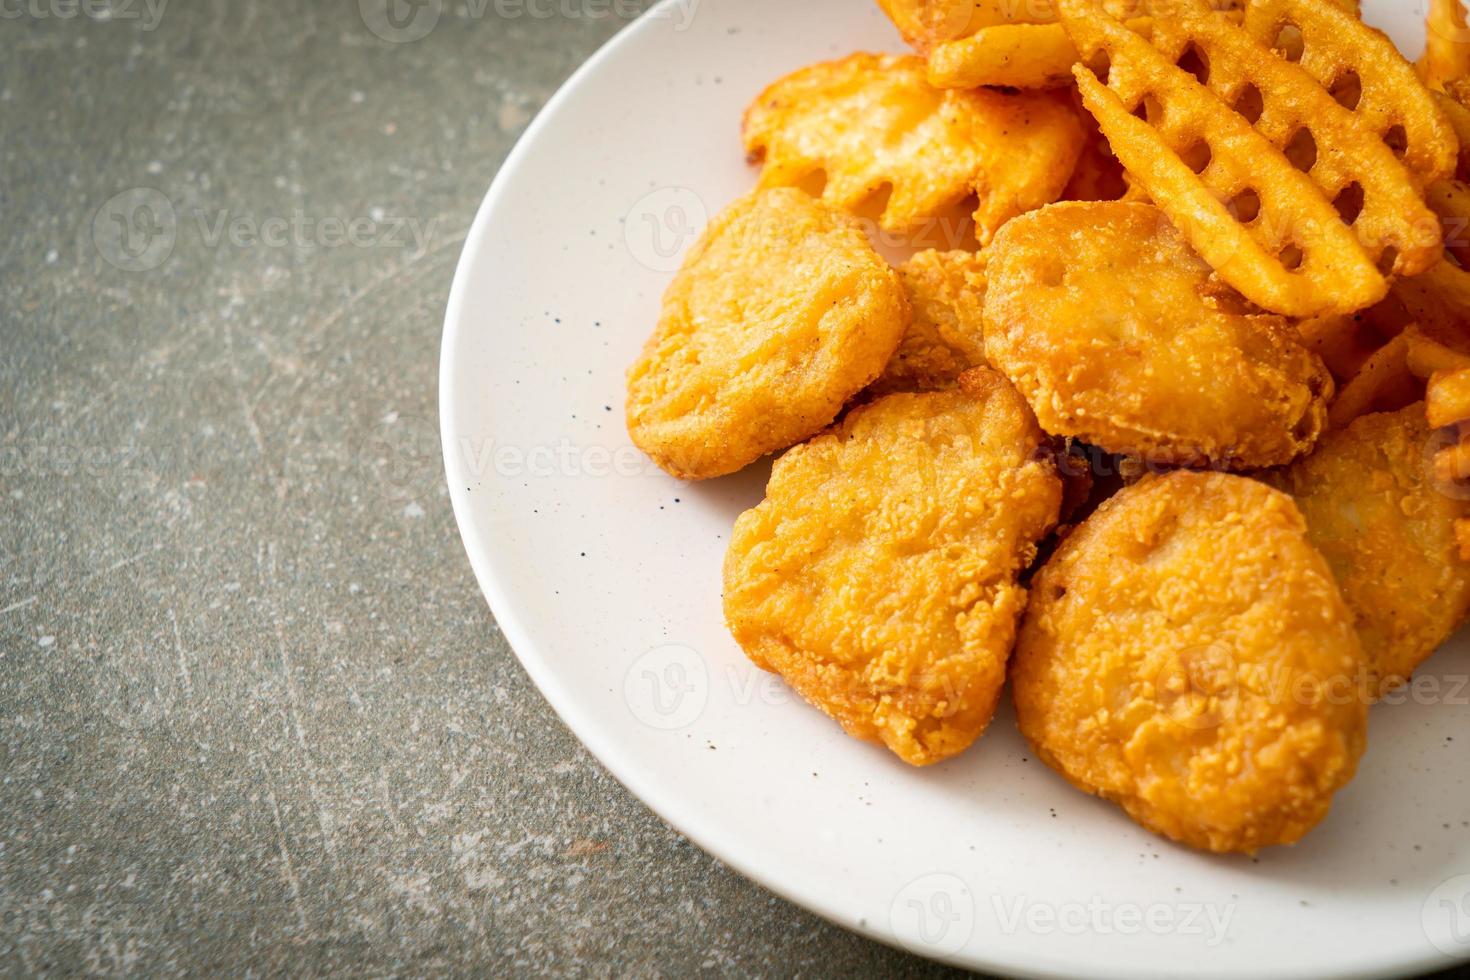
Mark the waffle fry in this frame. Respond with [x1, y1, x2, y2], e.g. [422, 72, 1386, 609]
[1060, 0, 1385, 316]
[1458, 519, 1470, 560]
[1241, 0, 1457, 187]
[1433, 91, 1470, 181]
[1327, 332, 1419, 428]
[877, 0, 1048, 52]
[1435, 439, 1470, 486]
[1428, 367, 1470, 428]
[743, 54, 1084, 244]
[1392, 323, 1470, 473]
[899, 0, 1163, 90]
[1427, 178, 1470, 269]
[1298, 313, 1382, 380]
[1405, 324, 1470, 377]
[1419, 0, 1470, 92]
[1392, 258, 1470, 336]
[1142, 0, 1441, 279]
[928, 22, 1095, 89]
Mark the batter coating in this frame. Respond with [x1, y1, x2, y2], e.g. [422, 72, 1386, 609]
[626, 188, 909, 480]
[985, 202, 1333, 468]
[724, 371, 1062, 765]
[1267, 405, 1470, 697]
[1013, 471, 1367, 853]
[868, 249, 989, 397]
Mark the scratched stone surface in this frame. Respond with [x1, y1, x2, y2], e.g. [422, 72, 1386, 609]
[0, 1, 969, 975]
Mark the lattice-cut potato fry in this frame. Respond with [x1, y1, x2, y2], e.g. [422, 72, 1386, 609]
[928, 21, 1093, 89]
[1419, 0, 1470, 92]
[1060, 0, 1385, 317]
[743, 54, 1085, 244]
[1328, 333, 1419, 428]
[1427, 178, 1470, 268]
[869, 249, 990, 396]
[1298, 313, 1382, 381]
[1242, 0, 1457, 187]
[1392, 258, 1470, 337]
[1435, 439, 1470, 487]
[876, 0, 1036, 51]
[1144, 0, 1441, 279]
[1433, 90, 1470, 181]
[1428, 367, 1470, 428]
[926, 10, 1161, 91]
[1405, 324, 1470, 378]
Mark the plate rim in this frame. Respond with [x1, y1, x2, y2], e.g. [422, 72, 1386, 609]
[438, 3, 1457, 977]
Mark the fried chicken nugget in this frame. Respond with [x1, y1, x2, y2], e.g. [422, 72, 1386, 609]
[984, 202, 1333, 468]
[626, 188, 909, 481]
[742, 53, 1085, 244]
[868, 249, 989, 397]
[1266, 405, 1470, 697]
[724, 371, 1063, 766]
[1013, 471, 1368, 854]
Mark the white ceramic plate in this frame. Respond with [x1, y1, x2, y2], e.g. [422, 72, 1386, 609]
[441, 2, 1470, 976]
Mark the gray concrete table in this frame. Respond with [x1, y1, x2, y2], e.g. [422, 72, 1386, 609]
[0, 1, 964, 974]
[4, 4, 1460, 978]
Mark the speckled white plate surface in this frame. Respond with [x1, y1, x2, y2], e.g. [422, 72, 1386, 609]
[441, 2, 1470, 976]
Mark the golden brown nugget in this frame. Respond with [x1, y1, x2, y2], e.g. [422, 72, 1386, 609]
[724, 372, 1063, 766]
[984, 202, 1332, 468]
[868, 249, 989, 397]
[1013, 471, 1368, 854]
[626, 188, 909, 481]
[1267, 405, 1470, 697]
[742, 53, 1084, 244]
